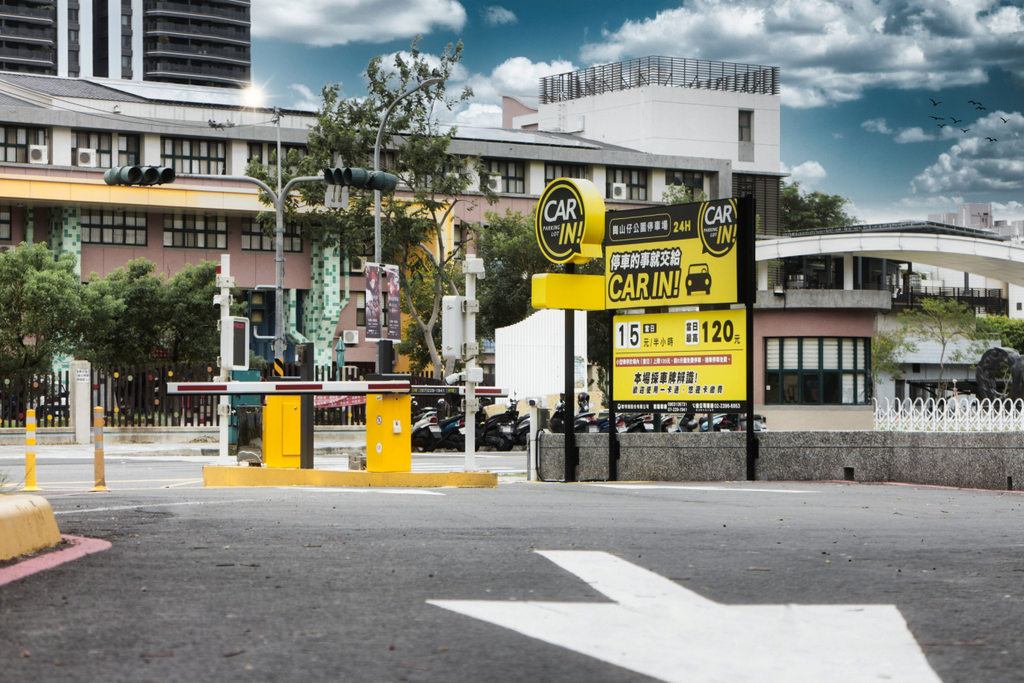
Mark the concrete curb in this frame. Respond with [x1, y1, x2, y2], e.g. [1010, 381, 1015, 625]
[203, 466, 497, 488]
[0, 494, 62, 562]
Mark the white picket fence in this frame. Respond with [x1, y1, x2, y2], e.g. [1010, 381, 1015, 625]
[874, 397, 1024, 432]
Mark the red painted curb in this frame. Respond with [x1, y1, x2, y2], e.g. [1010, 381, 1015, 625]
[0, 534, 112, 588]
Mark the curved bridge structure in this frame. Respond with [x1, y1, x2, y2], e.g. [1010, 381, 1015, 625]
[756, 226, 1024, 287]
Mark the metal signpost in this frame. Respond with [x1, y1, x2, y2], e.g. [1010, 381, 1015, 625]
[531, 180, 758, 481]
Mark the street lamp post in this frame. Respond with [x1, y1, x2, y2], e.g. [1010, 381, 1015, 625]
[373, 76, 443, 374]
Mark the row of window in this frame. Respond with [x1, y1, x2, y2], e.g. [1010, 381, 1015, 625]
[764, 337, 871, 405]
[4, 124, 712, 202]
[0, 206, 302, 251]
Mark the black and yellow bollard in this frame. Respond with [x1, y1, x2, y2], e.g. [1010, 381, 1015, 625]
[91, 406, 108, 492]
[21, 408, 40, 492]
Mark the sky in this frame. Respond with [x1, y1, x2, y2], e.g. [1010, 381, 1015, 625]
[248, 0, 1024, 226]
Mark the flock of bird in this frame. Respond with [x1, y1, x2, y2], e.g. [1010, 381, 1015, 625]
[927, 97, 1007, 142]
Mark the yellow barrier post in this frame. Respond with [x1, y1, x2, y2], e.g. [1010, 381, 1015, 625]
[22, 409, 40, 492]
[91, 406, 108, 492]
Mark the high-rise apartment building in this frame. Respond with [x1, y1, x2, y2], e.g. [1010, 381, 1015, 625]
[0, 0, 249, 88]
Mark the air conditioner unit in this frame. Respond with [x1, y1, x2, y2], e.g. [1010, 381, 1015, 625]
[351, 256, 367, 273]
[486, 175, 502, 192]
[28, 144, 48, 164]
[76, 148, 98, 168]
[610, 182, 628, 200]
[342, 329, 359, 345]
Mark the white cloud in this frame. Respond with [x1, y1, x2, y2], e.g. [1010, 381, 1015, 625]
[251, 0, 466, 47]
[863, 118, 935, 143]
[894, 127, 935, 144]
[912, 112, 1024, 194]
[459, 56, 576, 106]
[781, 160, 827, 187]
[578, 0, 1024, 108]
[482, 6, 516, 26]
[453, 103, 503, 127]
[288, 83, 321, 111]
[862, 118, 892, 135]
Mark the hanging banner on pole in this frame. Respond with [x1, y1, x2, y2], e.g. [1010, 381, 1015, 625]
[385, 264, 401, 342]
[365, 262, 382, 342]
[613, 309, 747, 413]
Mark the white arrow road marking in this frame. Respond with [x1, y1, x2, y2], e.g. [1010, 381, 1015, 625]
[428, 551, 940, 682]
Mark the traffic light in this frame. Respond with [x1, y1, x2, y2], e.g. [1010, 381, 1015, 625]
[322, 167, 398, 192]
[103, 165, 176, 186]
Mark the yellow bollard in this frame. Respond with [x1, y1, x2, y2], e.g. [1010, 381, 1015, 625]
[21, 409, 40, 492]
[91, 406, 108, 492]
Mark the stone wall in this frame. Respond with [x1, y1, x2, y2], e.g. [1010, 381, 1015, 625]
[538, 431, 1024, 491]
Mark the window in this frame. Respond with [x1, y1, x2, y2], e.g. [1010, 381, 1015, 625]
[240, 217, 301, 252]
[739, 110, 752, 142]
[0, 206, 10, 241]
[606, 167, 648, 201]
[484, 159, 526, 194]
[72, 130, 113, 167]
[117, 134, 140, 165]
[545, 163, 588, 184]
[69, 9, 78, 22]
[247, 142, 263, 164]
[163, 213, 227, 249]
[82, 209, 147, 245]
[355, 293, 366, 327]
[665, 170, 704, 197]
[0, 126, 45, 163]
[68, 29, 79, 43]
[764, 337, 871, 405]
[161, 137, 226, 175]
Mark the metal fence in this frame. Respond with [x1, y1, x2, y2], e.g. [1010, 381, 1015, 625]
[0, 365, 498, 429]
[0, 370, 71, 428]
[874, 396, 1024, 431]
[540, 56, 780, 103]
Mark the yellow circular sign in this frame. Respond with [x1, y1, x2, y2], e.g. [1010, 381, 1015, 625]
[535, 178, 605, 264]
[697, 198, 739, 257]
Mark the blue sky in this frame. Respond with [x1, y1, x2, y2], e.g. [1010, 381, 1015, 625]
[249, 0, 1024, 225]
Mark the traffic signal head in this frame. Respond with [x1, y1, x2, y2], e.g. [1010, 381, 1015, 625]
[322, 167, 398, 192]
[103, 165, 175, 186]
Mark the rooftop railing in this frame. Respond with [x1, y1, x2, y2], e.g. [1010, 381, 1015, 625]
[540, 56, 779, 104]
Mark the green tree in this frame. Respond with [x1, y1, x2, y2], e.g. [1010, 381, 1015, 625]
[975, 316, 1024, 354]
[163, 262, 225, 363]
[781, 181, 857, 233]
[476, 209, 553, 341]
[78, 259, 168, 366]
[871, 328, 915, 385]
[895, 298, 985, 395]
[248, 38, 495, 378]
[0, 243, 83, 375]
[661, 184, 707, 205]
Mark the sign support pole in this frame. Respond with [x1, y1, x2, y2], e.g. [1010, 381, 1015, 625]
[607, 309, 618, 481]
[564, 267, 577, 482]
[217, 254, 233, 466]
[739, 196, 758, 481]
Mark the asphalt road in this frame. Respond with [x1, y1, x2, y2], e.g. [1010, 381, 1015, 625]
[2, 451, 1024, 682]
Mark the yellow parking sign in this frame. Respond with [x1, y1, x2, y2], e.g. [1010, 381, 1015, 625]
[613, 310, 747, 412]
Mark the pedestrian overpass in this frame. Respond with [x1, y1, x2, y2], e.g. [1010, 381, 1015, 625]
[755, 222, 1024, 288]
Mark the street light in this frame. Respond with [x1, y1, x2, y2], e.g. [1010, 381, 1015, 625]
[373, 76, 443, 373]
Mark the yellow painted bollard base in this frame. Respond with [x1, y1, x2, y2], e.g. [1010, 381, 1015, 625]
[202, 466, 496, 488]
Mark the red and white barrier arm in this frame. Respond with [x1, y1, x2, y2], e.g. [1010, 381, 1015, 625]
[410, 385, 509, 397]
[167, 380, 411, 395]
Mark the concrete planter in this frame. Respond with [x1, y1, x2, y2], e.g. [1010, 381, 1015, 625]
[538, 430, 1024, 491]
